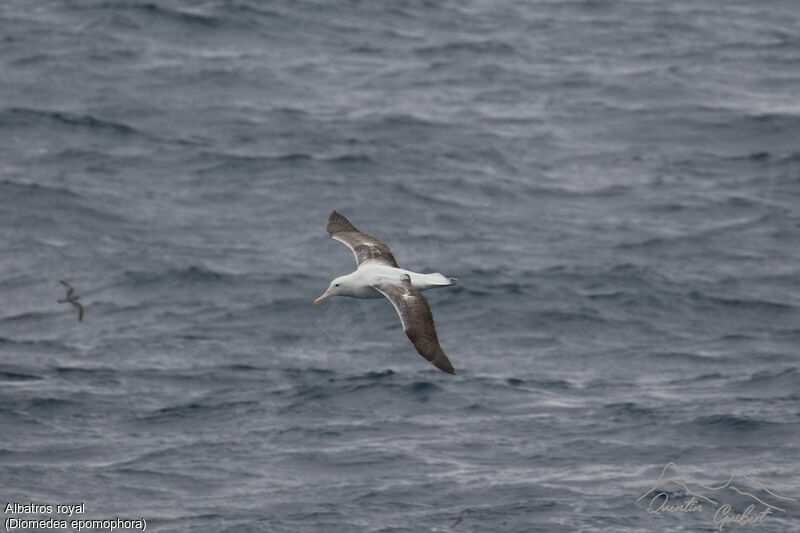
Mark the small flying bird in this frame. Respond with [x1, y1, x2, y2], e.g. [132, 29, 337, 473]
[314, 211, 459, 374]
[58, 280, 84, 322]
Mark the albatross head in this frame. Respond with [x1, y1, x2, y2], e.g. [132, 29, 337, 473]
[313, 276, 349, 306]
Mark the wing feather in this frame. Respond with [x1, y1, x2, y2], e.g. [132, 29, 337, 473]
[71, 301, 84, 322]
[372, 275, 455, 375]
[326, 211, 399, 268]
[59, 280, 74, 297]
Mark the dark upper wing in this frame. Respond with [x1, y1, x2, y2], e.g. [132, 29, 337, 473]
[59, 280, 74, 297]
[372, 275, 455, 375]
[71, 301, 84, 322]
[326, 211, 399, 268]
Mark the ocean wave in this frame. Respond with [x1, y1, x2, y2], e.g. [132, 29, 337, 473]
[666, 372, 725, 384]
[687, 414, 779, 433]
[1, 107, 142, 137]
[120, 265, 236, 286]
[276, 369, 449, 411]
[646, 351, 716, 362]
[54, 366, 117, 378]
[323, 154, 374, 164]
[195, 151, 374, 174]
[604, 402, 656, 420]
[79, 2, 221, 28]
[139, 399, 260, 423]
[686, 290, 794, 312]
[372, 113, 444, 129]
[0, 370, 43, 382]
[0, 179, 133, 230]
[0, 311, 54, 324]
[742, 367, 799, 388]
[505, 377, 572, 389]
[414, 39, 516, 57]
[26, 397, 81, 414]
[0, 179, 82, 200]
[0, 336, 70, 354]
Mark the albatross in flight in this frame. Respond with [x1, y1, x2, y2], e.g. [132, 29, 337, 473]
[314, 211, 458, 374]
[58, 280, 84, 322]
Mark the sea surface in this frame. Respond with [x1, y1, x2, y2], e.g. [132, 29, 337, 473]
[1, 1, 799, 531]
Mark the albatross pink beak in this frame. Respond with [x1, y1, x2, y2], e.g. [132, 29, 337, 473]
[313, 289, 332, 307]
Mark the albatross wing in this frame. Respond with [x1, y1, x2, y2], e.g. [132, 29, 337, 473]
[59, 280, 74, 297]
[327, 211, 399, 268]
[372, 275, 455, 375]
[70, 301, 84, 322]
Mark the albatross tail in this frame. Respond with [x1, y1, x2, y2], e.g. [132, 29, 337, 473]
[411, 272, 458, 290]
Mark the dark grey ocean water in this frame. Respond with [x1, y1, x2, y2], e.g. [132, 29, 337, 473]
[2, 1, 800, 531]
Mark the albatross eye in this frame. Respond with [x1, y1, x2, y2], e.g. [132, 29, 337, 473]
[335, 283, 340, 287]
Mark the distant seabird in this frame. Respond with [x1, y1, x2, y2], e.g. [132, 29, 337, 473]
[314, 211, 458, 374]
[58, 280, 84, 322]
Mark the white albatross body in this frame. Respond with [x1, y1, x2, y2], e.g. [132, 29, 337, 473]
[319, 264, 454, 300]
[314, 211, 459, 374]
